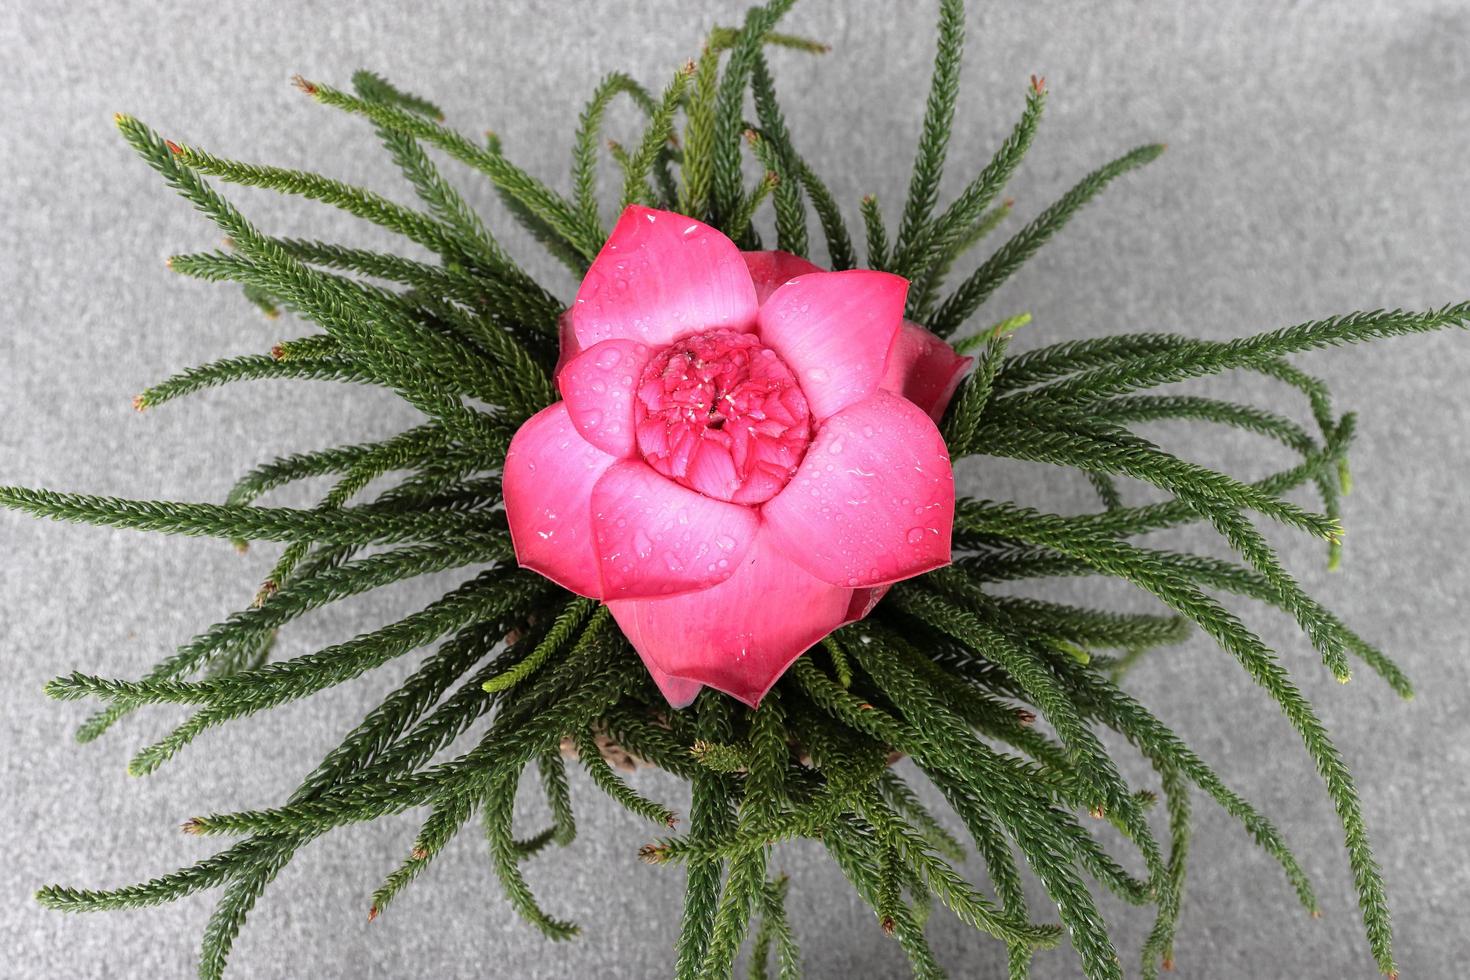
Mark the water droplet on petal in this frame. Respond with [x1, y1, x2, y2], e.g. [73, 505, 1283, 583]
[906, 527, 926, 545]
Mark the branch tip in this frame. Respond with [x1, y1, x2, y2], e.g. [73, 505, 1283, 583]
[1030, 74, 1047, 95]
[367, 905, 379, 922]
[164, 139, 183, 156]
[131, 394, 147, 412]
[637, 844, 668, 865]
[410, 847, 428, 861]
[181, 818, 204, 836]
[880, 916, 896, 936]
[290, 74, 318, 96]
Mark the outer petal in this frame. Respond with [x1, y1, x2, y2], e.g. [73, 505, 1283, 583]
[844, 585, 890, 624]
[757, 270, 907, 420]
[557, 338, 652, 458]
[552, 309, 581, 381]
[880, 320, 973, 422]
[608, 529, 853, 707]
[642, 659, 703, 709]
[742, 250, 824, 304]
[763, 390, 954, 588]
[503, 403, 616, 598]
[571, 206, 758, 349]
[591, 460, 759, 600]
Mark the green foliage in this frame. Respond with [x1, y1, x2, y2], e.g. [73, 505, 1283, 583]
[12, 3, 1462, 979]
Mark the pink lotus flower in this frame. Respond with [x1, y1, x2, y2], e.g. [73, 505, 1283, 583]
[504, 206, 969, 708]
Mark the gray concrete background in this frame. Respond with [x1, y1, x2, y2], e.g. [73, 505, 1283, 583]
[3, 1, 1469, 977]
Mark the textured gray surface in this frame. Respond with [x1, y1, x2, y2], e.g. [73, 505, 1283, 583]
[3, 1, 1469, 977]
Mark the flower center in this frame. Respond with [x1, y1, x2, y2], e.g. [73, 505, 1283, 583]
[634, 330, 812, 504]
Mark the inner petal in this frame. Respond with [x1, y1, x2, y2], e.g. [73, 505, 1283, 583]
[634, 330, 812, 504]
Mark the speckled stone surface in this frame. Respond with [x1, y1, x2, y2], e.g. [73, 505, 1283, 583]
[3, 2, 1468, 976]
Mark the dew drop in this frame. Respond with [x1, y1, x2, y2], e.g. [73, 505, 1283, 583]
[582, 409, 603, 428]
[716, 534, 737, 551]
[827, 439, 844, 455]
[906, 527, 927, 545]
[596, 348, 622, 370]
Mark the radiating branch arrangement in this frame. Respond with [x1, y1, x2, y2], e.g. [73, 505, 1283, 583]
[8, 1, 1465, 978]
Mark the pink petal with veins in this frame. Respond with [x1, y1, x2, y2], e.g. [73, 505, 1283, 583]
[590, 460, 759, 600]
[642, 659, 703, 709]
[881, 320, 973, 422]
[571, 206, 758, 349]
[742, 250, 824, 304]
[557, 338, 653, 458]
[552, 309, 581, 381]
[503, 403, 617, 598]
[608, 529, 853, 707]
[757, 270, 907, 420]
[763, 390, 954, 588]
[844, 585, 890, 624]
